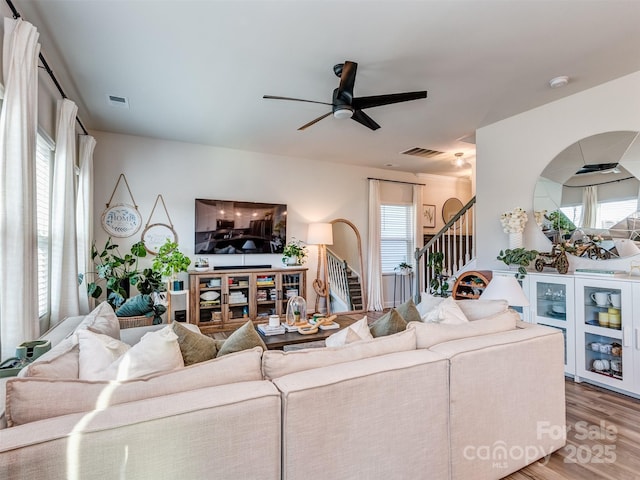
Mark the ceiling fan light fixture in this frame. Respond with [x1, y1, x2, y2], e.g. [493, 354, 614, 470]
[452, 152, 466, 167]
[333, 106, 354, 120]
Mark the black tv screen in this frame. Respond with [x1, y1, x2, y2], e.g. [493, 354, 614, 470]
[195, 199, 287, 254]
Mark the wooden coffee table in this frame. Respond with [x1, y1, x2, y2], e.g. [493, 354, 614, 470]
[259, 315, 356, 350]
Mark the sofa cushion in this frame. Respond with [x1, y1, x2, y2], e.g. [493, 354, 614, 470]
[5, 347, 264, 427]
[217, 320, 267, 357]
[407, 309, 519, 349]
[395, 298, 422, 323]
[325, 316, 372, 347]
[456, 299, 508, 321]
[423, 296, 469, 324]
[369, 309, 407, 338]
[77, 330, 131, 381]
[18, 336, 79, 379]
[74, 301, 121, 340]
[171, 321, 219, 365]
[262, 328, 416, 380]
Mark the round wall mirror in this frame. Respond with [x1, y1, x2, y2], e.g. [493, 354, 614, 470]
[325, 219, 366, 314]
[533, 130, 640, 258]
[442, 198, 463, 224]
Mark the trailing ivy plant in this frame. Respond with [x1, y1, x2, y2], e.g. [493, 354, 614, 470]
[427, 252, 449, 297]
[496, 248, 538, 280]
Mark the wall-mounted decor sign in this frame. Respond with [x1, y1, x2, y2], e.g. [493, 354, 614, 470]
[101, 174, 142, 238]
[141, 194, 178, 255]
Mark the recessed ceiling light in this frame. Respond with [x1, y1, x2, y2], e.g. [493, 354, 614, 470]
[549, 76, 569, 89]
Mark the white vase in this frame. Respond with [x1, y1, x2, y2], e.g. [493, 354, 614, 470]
[508, 232, 523, 250]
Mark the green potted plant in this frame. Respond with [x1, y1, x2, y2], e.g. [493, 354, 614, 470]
[427, 252, 449, 297]
[394, 262, 413, 275]
[497, 247, 538, 280]
[79, 237, 149, 308]
[152, 240, 192, 290]
[282, 237, 308, 266]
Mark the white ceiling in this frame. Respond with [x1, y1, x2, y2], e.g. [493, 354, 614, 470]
[12, 0, 640, 177]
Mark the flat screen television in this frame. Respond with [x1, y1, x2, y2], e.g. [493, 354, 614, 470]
[194, 199, 287, 254]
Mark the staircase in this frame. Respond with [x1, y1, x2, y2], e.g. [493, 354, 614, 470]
[326, 249, 364, 312]
[414, 196, 477, 302]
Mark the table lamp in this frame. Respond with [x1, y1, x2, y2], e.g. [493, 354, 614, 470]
[479, 274, 530, 307]
[307, 222, 334, 314]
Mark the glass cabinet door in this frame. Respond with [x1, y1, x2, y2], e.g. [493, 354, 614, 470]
[197, 275, 223, 326]
[255, 273, 277, 320]
[528, 274, 575, 375]
[226, 274, 251, 321]
[280, 272, 303, 315]
[575, 278, 633, 391]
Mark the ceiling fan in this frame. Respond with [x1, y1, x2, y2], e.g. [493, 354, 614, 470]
[263, 61, 427, 131]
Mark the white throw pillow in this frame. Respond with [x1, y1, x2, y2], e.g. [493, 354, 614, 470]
[74, 301, 121, 340]
[416, 293, 446, 320]
[423, 296, 469, 324]
[107, 325, 184, 381]
[77, 329, 131, 381]
[456, 299, 508, 321]
[325, 317, 373, 347]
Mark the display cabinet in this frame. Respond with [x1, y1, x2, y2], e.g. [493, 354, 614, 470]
[528, 273, 575, 375]
[189, 267, 307, 333]
[574, 277, 633, 391]
[452, 270, 492, 300]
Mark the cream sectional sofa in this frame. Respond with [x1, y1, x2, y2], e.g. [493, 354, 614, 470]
[0, 302, 566, 480]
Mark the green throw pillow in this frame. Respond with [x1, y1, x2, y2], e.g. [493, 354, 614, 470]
[216, 320, 267, 357]
[115, 295, 154, 317]
[396, 298, 422, 323]
[171, 322, 218, 366]
[369, 309, 407, 338]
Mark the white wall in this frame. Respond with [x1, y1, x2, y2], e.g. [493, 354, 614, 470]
[476, 70, 640, 271]
[91, 131, 457, 308]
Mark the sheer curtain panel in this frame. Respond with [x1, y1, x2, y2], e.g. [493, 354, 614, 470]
[50, 99, 81, 322]
[366, 179, 383, 311]
[77, 134, 96, 314]
[582, 185, 598, 229]
[0, 18, 40, 360]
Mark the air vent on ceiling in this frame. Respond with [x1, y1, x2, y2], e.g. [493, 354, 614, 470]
[400, 147, 446, 159]
[107, 94, 129, 108]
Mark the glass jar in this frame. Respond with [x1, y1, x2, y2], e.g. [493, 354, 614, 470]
[285, 296, 307, 326]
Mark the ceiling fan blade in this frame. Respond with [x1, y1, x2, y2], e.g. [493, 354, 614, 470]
[351, 110, 380, 131]
[263, 95, 333, 106]
[351, 91, 427, 110]
[337, 61, 357, 101]
[298, 111, 333, 131]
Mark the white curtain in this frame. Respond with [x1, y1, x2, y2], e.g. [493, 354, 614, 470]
[0, 18, 40, 360]
[76, 134, 96, 314]
[50, 99, 81, 323]
[412, 184, 423, 293]
[582, 185, 598, 229]
[366, 179, 383, 311]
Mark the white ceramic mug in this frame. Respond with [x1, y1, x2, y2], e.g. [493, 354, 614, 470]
[591, 291, 609, 306]
[609, 293, 621, 308]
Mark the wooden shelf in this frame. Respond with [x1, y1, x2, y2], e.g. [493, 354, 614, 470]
[452, 270, 492, 300]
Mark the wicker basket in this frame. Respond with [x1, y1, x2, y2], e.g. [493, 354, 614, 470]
[118, 315, 154, 329]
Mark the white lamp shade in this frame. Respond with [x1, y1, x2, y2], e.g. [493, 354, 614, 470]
[479, 274, 530, 307]
[242, 240, 257, 250]
[307, 222, 333, 245]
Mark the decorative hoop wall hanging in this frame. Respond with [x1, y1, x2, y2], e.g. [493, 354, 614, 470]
[141, 194, 177, 255]
[101, 174, 143, 238]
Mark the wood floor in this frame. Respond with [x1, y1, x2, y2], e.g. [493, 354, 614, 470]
[505, 379, 640, 480]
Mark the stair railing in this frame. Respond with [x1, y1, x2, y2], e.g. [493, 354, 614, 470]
[413, 196, 476, 303]
[326, 249, 351, 307]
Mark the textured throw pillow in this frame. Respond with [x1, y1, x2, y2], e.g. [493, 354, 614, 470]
[423, 296, 469, 324]
[18, 336, 79, 379]
[77, 329, 131, 381]
[217, 320, 267, 357]
[369, 309, 407, 338]
[115, 294, 155, 317]
[417, 293, 446, 319]
[395, 298, 422, 323]
[172, 321, 218, 365]
[325, 317, 373, 347]
[408, 309, 519, 349]
[75, 301, 121, 340]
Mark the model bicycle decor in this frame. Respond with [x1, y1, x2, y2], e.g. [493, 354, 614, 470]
[101, 174, 142, 238]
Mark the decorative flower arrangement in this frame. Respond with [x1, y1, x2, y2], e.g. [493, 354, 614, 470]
[500, 207, 528, 234]
[533, 210, 547, 228]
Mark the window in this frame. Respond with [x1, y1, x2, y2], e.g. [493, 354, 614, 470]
[561, 199, 637, 230]
[380, 204, 415, 273]
[35, 133, 54, 319]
